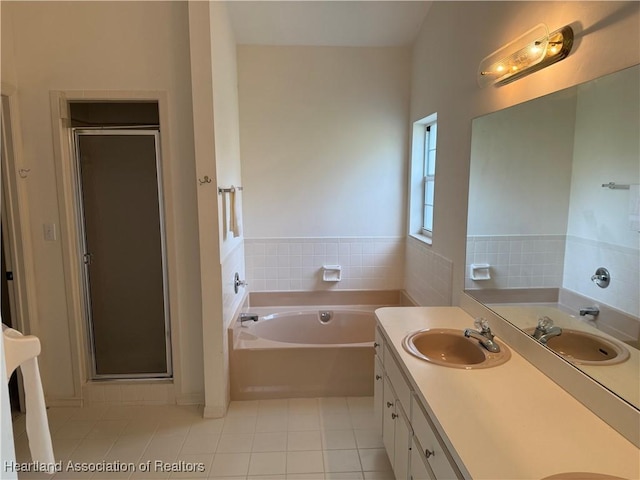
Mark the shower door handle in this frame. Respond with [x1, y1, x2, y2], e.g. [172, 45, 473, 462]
[83, 253, 94, 265]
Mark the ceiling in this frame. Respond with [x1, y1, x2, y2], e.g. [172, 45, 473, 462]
[227, 1, 433, 47]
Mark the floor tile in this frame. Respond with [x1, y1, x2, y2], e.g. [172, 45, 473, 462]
[168, 453, 214, 478]
[258, 399, 289, 416]
[287, 430, 322, 451]
[210, 452, 251, 477]
[86, 419, 129, 438]
[222, 416, 257, 434]
[248, 452, 287, 476]
[52, 420, 96, 439]
[323, 449, 362, 473]
[319, 413, 352, 431]
[322, 430, 357, 450]
[319, 397, 349, 414]
[358, 449, 392, 473]
[326, 473, 365, 480]
[181, 431, 220, 455]
[287, 414, 320, 431]
[255, 415, 287, 433]
[285, 451, 324, 474]
[227, 401, 260, 417]
[12, 396, 382, 480]
[251, 432, 287, 453]
[217, 433, 254, 453]
[354, 430, 384, 449]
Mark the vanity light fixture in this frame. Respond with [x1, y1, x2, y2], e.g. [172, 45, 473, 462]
[478, 23, 574, 88]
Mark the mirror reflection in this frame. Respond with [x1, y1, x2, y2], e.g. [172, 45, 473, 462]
[465, 65, 639, 410]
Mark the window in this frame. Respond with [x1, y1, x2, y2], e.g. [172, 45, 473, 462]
[408, 113, 438, 243]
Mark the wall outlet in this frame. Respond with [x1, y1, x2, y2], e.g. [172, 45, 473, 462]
[43, 223, 57, 242]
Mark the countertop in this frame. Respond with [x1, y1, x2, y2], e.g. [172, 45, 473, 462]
[375, 306, 640, 480]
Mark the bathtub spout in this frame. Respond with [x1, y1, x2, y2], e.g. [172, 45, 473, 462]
[240, 313, 259, 326]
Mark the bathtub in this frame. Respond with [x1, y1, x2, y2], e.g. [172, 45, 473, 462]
[229, 306, 377, 400]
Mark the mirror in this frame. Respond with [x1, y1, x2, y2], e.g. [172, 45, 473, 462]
[465, 65, 639, 410]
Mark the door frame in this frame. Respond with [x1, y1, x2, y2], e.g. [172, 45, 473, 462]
[72, 128, 173, 379]
[1, 83, 39, 412]
[49, 91, 183, 401]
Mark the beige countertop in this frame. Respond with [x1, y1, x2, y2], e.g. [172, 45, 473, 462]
[490, 304, 640, 409]
[375, 306, 640, 480]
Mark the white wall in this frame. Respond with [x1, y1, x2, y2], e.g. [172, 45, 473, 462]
[237, 46, 410, 239]
[189, 1, 245, 416]
[1, 1, 203, 404]
[410, 1, 640, 306]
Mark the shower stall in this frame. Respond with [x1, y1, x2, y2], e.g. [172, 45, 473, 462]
[71, 102, 171, 379]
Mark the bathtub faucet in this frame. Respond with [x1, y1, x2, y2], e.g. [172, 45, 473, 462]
[240, 313, 259, 326]
[579, 307, 599, 317]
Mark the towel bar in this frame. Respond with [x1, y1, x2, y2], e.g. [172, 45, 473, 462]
[218, 186, 243, 194]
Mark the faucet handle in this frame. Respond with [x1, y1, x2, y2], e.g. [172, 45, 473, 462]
[474, 317, 490, 332]
[537, 316, 554, 331]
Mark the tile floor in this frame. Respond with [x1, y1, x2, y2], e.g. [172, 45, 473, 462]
[11, 397, 393, 480]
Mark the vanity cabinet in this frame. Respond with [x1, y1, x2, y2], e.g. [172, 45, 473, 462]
[411, 395, 461, 479]
[374, 326, 463, 480]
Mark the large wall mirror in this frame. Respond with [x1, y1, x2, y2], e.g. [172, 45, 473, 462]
[465, 64, 639, 411]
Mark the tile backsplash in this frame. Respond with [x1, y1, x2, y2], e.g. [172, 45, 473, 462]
[244, 237, 404, 292]
[465, 235, 565, 290]
[563, 235, 639, 317]
[404, 236, 453, 306]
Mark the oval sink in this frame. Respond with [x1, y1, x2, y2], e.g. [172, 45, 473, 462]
[403, 328, 511, 369]
[542, 473, 627, 480]
[531, 329, 630, 366]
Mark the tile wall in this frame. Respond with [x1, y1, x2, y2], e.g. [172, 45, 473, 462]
[563, 235, 640, 317]
[244, 238, 404, 292]
[404, 236, 453, 306]
[465, 235, 565, 290]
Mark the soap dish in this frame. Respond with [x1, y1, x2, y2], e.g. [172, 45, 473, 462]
[322, 265, 342, 282]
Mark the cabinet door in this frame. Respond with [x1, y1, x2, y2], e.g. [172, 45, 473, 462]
[382, 376, 396, 461]
[374, 355, 384, 434]
[410, 438, 436, 480]
[412, 401, 460, 480]
[393, 403, 411, 480]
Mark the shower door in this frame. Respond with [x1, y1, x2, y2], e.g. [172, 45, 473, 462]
[74, 129, 171, 379]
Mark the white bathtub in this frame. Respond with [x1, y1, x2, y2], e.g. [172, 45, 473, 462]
[229, 306, 377, 400]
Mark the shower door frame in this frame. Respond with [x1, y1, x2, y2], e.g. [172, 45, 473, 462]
[72, 128, 173, 380]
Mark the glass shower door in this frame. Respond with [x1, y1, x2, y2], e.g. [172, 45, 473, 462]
[74, 130, 171, 378]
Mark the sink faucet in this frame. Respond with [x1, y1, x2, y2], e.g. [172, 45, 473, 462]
[239, 313, 259, 326]
[464, 318, 501, 353]
[579, 307, 599, 317]
[532, 316, 562, 345]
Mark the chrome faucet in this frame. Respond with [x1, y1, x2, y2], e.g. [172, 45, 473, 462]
[464, 318, 501, 353]
[579, 307, 599, 317]
[532, 316, 562, 345]
[239, 313, 259, 326]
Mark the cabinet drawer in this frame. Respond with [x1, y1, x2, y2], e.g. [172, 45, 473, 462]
[383, 344, 411, 414]
[410, 438, 435, 480]
[412, 398, 461, 480]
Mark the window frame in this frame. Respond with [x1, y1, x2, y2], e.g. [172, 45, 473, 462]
[408, 113, 438, 245]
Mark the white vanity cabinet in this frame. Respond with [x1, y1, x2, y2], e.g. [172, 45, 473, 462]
[411, 395, 461, 480]
[374, 326, 463, 480]
[375, 327, 411, 479]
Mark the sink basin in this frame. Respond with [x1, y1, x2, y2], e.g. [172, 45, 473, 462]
[403, 328, 511, 369]
[530, 328, 630, 366]
[542, 473, 627, 479]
